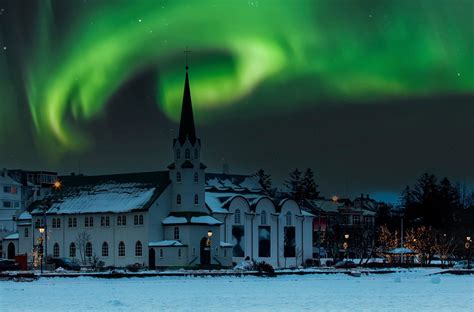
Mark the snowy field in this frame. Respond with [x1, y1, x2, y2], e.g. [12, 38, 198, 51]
[1, 269, 472, 312]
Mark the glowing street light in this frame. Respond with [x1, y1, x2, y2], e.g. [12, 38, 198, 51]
[207, 230, 213, 272]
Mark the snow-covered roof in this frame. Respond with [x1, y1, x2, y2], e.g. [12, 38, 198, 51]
[32, 172, 170, 215]
[310, 199, 341, 213]
[205, 192, 269, 213]
[162, 212, 222, 226]
[148, 240, 185, 247]
[3, 232, 19, 240]
[18, 211, 32, 220]
[205, 173, 262, 193]
[162, 216, 188, 225]
[386, 247, 418, 254]
[301, 210, 315, 217]
[0, 174, 22, 186]
[190, 216, 222, 225]
[220, 242, 233, 247]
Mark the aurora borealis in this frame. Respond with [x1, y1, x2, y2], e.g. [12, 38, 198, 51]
[1, 0, 473, 198]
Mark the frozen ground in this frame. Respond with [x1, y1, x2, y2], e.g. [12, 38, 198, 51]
[0, 269, 472, 311]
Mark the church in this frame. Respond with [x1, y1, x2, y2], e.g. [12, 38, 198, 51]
[12, 66, 314, 269]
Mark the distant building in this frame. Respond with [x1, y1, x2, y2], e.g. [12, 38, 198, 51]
[10, 67, 314, 269]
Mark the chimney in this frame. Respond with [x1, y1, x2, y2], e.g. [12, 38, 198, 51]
[1, 168, 7, 177]
[366, 194, 370, 199]
[223, 163, 229, 175]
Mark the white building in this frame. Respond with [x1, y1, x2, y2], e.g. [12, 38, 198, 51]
[11, 67, 314, 268]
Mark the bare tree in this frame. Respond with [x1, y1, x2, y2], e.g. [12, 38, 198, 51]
[75, 231, 91, 265]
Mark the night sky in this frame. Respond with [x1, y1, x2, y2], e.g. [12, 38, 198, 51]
[1, 0, 473, 203]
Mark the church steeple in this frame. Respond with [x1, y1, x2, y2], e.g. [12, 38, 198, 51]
[178, 66, 197, 146]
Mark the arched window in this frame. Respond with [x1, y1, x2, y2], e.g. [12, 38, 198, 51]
[286, 212, 292, 226]
[85, 242, 93, 258]
[134, 215, 138, 225]
[185, 149, 190, 159]
[53, 243, 60, 257]
[234, 209, 241, 224]
[194, 148, 198, 159]
[176, 194, 181, 205]
[135, 241, 143, 257]
[176, 148, 181, 159]
[194, 172, 198, 183]
[176, 172, 181, 183]
[102, 242, 109, 257]
[194, 194, 199, 205]
[261, 210, 267, 225]
[118, 241, 125, 257]
[174, 226, 180, 240]
[69, 243, 76, 258]
[139, 215, 144, 225]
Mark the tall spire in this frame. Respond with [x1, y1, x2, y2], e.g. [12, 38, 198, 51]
[178, 66, 197, 145]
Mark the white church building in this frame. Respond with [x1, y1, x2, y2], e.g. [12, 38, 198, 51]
[11, 66, 314, 269]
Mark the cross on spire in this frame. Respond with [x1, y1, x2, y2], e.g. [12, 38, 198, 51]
[184, 46, 191, 70]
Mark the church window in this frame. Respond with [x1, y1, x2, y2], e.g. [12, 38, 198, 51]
[85, 242, 93, 258]
[35, 219, 41, 228]
[176, 194, 181, 205]
[286, 212, 292, 226]
[174, 227, 180, 240]
[185, 149, 190, 159]
[122, 215, 127, 226]
[84, 217, 88, 227]
[135, 241, 143, 257]
[177, 148, 181, 159]
[117, 216, 122, 226]
[134, 215, 138, 225]
[193, 172, 198, 183]
[101, 216, 110, 227]
[194, 194, 199, 205]
[68, 217, 76, 228]
[261, 211, 267, 225]
[69, 243, 76, 258]
[194, 148, 198, 159]
[57, 218, 61, 228]
[139, 215, 144, 225]
[234, 209, 241, 224]
[118, 241, 125, 257]
[106, 216, 110, 226]
[178, 249, 182, 258]
[53, 243, 60, 258]
[176, 172, 181, 183]
[52, 218, 56, 228]
[89, 217, 93, 227]
[159, 249, 163, 259]
[102, 242, 109, 257]
[24, 227, 28, 238]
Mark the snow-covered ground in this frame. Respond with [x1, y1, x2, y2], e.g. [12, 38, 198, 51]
[1, 269, 472, 311]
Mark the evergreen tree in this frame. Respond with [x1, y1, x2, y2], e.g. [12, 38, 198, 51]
[254, 169, 277, 197]
[302, 168, 319, 200]
[284, 168, 304, 203]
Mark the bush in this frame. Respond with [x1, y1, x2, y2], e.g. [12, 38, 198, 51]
[256, 261, 275, 276]
[126, 263, 143, 272]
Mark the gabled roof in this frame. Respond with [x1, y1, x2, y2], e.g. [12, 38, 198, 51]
[205, 173, 263, 193]
[32, 171, 170, 215]
[162, 211, 222, 225]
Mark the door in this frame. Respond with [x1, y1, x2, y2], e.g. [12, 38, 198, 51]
[7, 242, 15, 259]
[200, 237, 210, 265]
[149, 248, 156, 269]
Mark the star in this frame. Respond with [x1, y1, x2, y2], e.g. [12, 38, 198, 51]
[3, 46, 6, 51]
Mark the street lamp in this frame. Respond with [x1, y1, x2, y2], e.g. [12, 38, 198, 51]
[466, 236, 472, 270]
[38, 226, 45, 274]
[207, 230, 213, 272]
[343, 234, 349, 260]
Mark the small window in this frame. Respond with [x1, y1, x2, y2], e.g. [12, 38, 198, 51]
[24, 227, 29, 238]
[56, 218, 61, 228]
[176, 172, 181, 183]
[176, 194, 181, 205]
[69, 243, 76, 258]
[73, 217, 77, 227]
[135, 241, 142, 257]
[117, 216, 122, 226]
[224, 249, 227, 258]
[134, 215, 138, 225]
[178, 249, 182, 258]
[261, 210, 267, 225]
[118, 241, 125, 257]
[85, 217, 89, 227]
[68, 218, 73, 228]
[101, 216, 105, 226]
[194, 194, 199, 205]
[185, 149, 190, 159]
[174, 226, 180, 240]
[105, 216, 110, 227]
[286, 212, 292, 226]
[193, 172, 198, 183]
[353, 215, 360, 225]
[159, 249, 163, 259]
[53, 243, 60, 257]
[11, 186, 17, 194]
[85, 242, 92, 258]
[14, 201, 19, 208]
[139, 215, 144, 225]
[102, 242, 109, 257]
[3, 186, 11, 193]
[89, 217, 93, 227]
[52, 218, 57, 228]
[177, 148, 181, 159]
[3, 201, 11, 208]
[122, 215, 126, 226]
[234, 209, 241, 224]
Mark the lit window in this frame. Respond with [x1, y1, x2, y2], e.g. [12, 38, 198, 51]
[194, 194, 199, 205]
[234, 209, 241, 224]
[194, 172, 198, 183]
[85, 242, 93, 258]
[174, 226, 180, 240]
[69, 243, 76, 258]
[176, 172, 181, 183]
[53, 243, 60, 257]
[261, 211, 267, 225]
[102, 242, 109, 257]
[135, 241, 142, 257]
[177, 194, 181, 205]
[118, 241, 125, 257]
